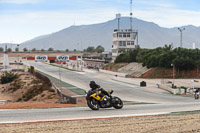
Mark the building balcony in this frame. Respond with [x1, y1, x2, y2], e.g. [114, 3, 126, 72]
[112, 53, 118, 57]
[117, 45, 135, 49]
[113, 38, 134, 42]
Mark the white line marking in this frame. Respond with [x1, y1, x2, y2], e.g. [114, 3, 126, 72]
[0, 112, 170, 124]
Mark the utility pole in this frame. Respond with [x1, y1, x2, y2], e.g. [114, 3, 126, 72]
[17, 44, 20, 69]
[178, 27, 185, 48]
[130, 0, 133, 30]
[171, 63, 175, 87]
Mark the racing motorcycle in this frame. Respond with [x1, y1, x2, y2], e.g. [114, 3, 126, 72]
[85, 89, 123, 110]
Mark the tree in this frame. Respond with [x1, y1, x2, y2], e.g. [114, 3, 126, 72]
[86, 46, 95, 52]
[32, 48, 36, 52]
[41, 49, 45, 51]
[15, 47, 19, 52]
[7, 48, 12, 52]
[115, 52, 130, 63]
[65, 49, 69, 52]
[129, 48, 140, 62]
[0, 47, 3, 52]
[74, 49, 77, 52]
[23, 48, 28, 52]
[48, 48, 54, 51]
[95, 45, 105, 53]
[163, 44, 173, 52]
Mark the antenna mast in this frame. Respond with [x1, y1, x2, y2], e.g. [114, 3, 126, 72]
[130, 0, 133, 30]
[116, 14, 121, 30]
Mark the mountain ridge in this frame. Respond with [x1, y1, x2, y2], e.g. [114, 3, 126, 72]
[20, 17, 200, 51]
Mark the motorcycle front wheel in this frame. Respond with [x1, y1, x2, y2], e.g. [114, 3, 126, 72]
[112, 97, 123, 109]
[87, 98, 100, 110]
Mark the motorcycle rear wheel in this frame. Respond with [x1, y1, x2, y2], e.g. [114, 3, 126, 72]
[112, 97, 123, 109]
[87, 98, 100, 110]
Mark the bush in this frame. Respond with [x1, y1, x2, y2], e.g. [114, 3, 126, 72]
[115, 52, 130, 63]
[0, 72, 19, 84]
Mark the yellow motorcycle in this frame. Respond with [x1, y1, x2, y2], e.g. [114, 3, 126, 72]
[85, 89, 123, 110]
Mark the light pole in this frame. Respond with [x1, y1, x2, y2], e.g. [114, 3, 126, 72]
[178, 27, 185, 48]
[17, 44, 20, 69]
[77, 43, 79, 51]
[59, 63, 62, 86]
[171, 63, 175, 87]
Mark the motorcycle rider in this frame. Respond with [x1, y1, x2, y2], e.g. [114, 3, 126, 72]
[194, 88, 200, 99]
[88, 81, 110, 106]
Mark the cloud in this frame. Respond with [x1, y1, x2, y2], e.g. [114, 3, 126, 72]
[0, 0, 41, 4]
[0, 0, 200, 43]
[0, 8, 118, 43]
[135, 0, 176, 8]
[134, 8, 200, 28]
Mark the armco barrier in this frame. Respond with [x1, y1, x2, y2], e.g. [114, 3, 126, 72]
[99, 69, 127, 77]
[156, 84, 173, 93]
[29, 67, 77, 104]
[51, 82, 77, 104]
[0, 100, 8, 104]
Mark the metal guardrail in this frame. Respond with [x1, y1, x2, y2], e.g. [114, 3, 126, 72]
[0, 100, 8, 104]
[51, 82, 77, 104]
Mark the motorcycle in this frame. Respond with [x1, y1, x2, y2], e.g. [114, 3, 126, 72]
[85, 89, 123, 110]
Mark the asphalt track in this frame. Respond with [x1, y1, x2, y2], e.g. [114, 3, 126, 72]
[28, 62, 195, 104]
[1, 103, 200, 124]
[0, 62, 199, 124]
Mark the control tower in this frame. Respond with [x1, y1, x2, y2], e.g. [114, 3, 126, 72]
[112, 25, 138, 61]
[112, 15, 139, 61]
[111, 1, 139, 61]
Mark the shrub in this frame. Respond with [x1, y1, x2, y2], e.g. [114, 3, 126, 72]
[0, 72, 19, 84]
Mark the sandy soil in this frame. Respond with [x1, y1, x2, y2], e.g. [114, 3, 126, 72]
[0, 101, 86, 109]
[0, 71, 86, 109]
[0, 113, 200, 133]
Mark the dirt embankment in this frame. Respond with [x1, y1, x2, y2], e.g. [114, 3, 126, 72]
[0, 72, 86, 109]
[104, 63, 128, 72]
[1, 113, 200, 133]
[0, 72, 57, 102]
[141, 67, 200, 78]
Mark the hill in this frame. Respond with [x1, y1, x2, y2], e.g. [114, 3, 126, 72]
[20, 17, 200, 51]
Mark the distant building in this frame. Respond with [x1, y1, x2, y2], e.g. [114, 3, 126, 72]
[111, 29, 139, 61]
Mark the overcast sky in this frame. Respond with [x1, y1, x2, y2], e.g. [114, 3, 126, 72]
[0, 0, 200, 43]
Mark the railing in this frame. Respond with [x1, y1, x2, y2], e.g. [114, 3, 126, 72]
[0, 100, 8, 104]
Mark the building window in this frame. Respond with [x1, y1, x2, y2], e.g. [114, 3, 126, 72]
[127, 33, 130, 37]
[117, 33, 120, 37]
[123, 41, 126, 46]
[131, 41, 134, 45]
[123, 33, 126, 37]
[127, 41, 131, 45]
[119, 41, 123, 46]
[118, 33, 122, 37]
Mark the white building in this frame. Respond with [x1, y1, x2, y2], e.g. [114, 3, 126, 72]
[112, 29, 138, 61]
